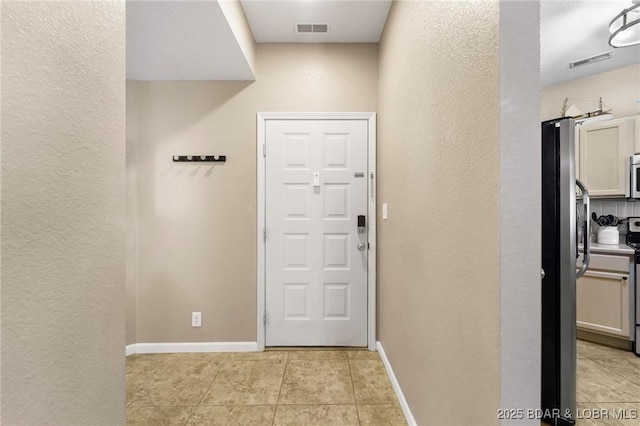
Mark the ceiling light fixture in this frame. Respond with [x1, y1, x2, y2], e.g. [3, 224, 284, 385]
[569, 51, 613, 68]
[609, 2, 640, 47]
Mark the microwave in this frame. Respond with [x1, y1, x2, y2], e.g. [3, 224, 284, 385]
[631, 155, 640, 199]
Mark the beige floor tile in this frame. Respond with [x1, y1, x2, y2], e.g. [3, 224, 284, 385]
[578, 359, 640, 403]
[583, 403, 640, 426]
[577, 340, 636, 359]
[129, 358, 221, 406]
[358, 404, 407, 426]
[129, 375, 215, 407]
[349, 358, 397, 404]
[126, 406, 194, 425]
[187, 405, 275, 426]
[127, 373, 149, 407]
[127, 354, 169, 377]
[160, 352, 229, 366]
[576, 403, 625, 426]
[577, 391, 590, 403]
[287, 351, 348, 360]
[594, 357, 640, 389]
[200, 360, 286, 405]
[228, 351, 289, 361]
[346, 350, 380, 360]
[578, 346, 588, 359]
[278, 360, 355, 405]
[273, 405, 359, 426]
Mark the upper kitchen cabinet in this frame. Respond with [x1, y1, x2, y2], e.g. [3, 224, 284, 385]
[578, 116, 638, 198]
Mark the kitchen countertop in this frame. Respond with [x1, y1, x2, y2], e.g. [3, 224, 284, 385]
[579, 235, 634, 255]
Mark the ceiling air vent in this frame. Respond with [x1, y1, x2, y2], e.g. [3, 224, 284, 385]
[296, 23, 329, 34]
[569, 51, 613, 68]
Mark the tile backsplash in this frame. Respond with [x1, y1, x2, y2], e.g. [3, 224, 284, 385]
[590, 199, 640, 234]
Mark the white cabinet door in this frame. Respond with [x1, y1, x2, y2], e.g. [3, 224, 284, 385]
[265, 119, 368, 347]
[579, 117, 635, 197]
[577, 270, 630, 338]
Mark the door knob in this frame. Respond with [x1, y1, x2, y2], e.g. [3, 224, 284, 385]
[357, 243, 366, 251]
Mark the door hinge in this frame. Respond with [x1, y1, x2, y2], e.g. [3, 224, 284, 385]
[263, 229, 266, 241]
[263, 312, 267, 325]
[263, 144, 266, 157]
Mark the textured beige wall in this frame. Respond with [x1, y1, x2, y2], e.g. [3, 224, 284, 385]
[542, 64, 640, 121]
[377, 1, 501, 424]
[130, 43, 377, 343]
[1, 1, 126, 424]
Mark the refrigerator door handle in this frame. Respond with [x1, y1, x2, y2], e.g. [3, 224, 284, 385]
[576, 179, 590, 278]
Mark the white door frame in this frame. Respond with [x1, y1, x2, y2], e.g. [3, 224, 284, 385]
[256, 112, 377, 351]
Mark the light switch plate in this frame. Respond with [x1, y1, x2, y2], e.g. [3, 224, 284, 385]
[382, 203, 388, 220]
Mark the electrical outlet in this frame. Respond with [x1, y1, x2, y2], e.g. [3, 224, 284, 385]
[192, 312, 202, 328]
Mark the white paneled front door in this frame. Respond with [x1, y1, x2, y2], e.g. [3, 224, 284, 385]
[265, 119, 369, 346]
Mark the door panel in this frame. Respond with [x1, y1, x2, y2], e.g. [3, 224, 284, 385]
[265, 119, 368, 347]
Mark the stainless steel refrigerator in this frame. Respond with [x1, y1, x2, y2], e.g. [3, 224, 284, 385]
[541, 117, 591, 426]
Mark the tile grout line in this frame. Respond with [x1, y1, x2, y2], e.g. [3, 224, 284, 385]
[581, 355, 640, 404]
[346, 352, 362, 425]
[271, 351, 291, 426]
[585, 355, 640, 395]
[182, 353, 230, 426]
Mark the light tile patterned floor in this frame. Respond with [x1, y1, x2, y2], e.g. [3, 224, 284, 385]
[576, 340, 640, 426]
[126, 349, 407, 425]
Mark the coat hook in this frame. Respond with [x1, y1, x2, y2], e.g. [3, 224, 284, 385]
[172, 155, 226, 162]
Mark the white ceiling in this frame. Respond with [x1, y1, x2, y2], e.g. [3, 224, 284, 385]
[127, 1, 254, 81]
[239, 0, 392, 43]
[126, 0, 639, 84]
[541, 0, 640, 87]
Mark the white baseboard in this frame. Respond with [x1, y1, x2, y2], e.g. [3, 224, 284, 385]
[126, 342, 258, 356]
[125, 345, 136, 356]
[376, 341, 417, 426]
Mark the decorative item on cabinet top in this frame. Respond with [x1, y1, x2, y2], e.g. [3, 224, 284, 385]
[172, 155, 226, 163]
[562, 96, 611, 120]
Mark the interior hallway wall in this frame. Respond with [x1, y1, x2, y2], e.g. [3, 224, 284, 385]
[1, 1, 126, 423]
[128, 43, 378, 344]
[377, 1, 501, 424]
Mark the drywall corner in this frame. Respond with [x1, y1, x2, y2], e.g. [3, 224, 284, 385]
[126, 79, 139, 345]
[219, 0, 256, 79]
[500, 1, 541, 423]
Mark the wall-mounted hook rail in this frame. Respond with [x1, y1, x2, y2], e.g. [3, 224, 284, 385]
[172, 155, 226, 163]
